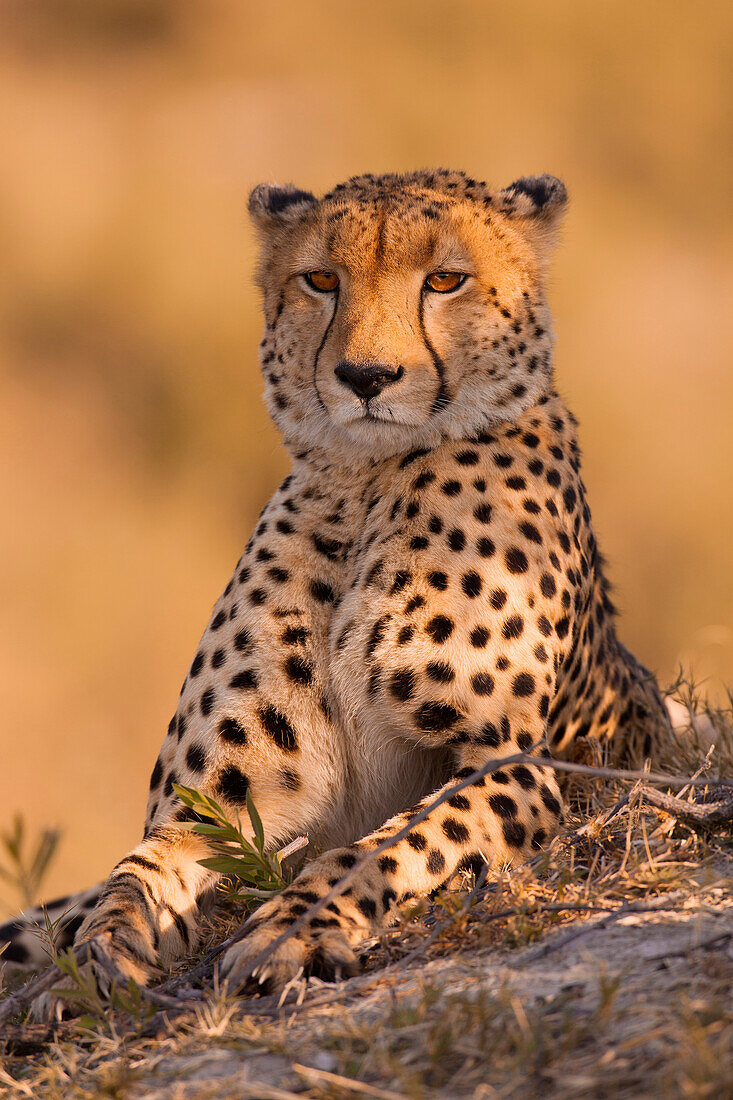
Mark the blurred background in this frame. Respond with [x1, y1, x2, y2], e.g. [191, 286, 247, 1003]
[0, 0, 731, 906]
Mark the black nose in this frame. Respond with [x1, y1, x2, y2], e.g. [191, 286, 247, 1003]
[334, 360, 404, 400]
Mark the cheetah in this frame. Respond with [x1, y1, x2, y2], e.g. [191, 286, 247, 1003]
[1, 169, 672, 1008]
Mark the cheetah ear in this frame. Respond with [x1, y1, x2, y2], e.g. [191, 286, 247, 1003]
[494, 175, 568, 263]
[248, 183, 318, 229]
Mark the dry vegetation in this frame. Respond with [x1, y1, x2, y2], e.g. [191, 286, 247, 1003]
[1, 686, 732, 1098]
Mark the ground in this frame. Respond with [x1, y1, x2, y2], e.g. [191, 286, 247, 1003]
[1, 689, 732, 1098]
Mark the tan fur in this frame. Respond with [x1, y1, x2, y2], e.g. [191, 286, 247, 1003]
[1, 169, 671, 1009]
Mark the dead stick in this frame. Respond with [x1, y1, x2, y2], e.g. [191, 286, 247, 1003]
[639, 785, 733, 827]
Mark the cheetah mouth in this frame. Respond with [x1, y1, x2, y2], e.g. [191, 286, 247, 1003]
[342, 403, 421, 428]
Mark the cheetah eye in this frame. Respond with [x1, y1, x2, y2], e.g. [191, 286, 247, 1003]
[424, 272, 467, 294]
[303, 271, 339, 293]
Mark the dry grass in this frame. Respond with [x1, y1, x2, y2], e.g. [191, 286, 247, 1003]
[1, 684, 732, 1098]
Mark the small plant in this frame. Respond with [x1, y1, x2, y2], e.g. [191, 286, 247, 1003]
[0, 814, 61, 910]
[173, 784, 299, 908]
[48, 946, 154, 1033]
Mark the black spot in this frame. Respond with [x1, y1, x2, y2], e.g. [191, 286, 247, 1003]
[448, 793, 471, 810]
[428, 514, 443, 534]
[150, 758, 163, 789]
[311, 580, 335, 603]
[494, 453, 513, 468]
[477, 722, 500, 747]
[470, 626, 490, 648]
[281, 769, 301, 791]
[357, 896, 378, 920]
[397, 625, 415, 645]
[190, 652, 204, 677]
[428, 570, 448, 590]
[505, 548, 529, 574]
[477, 537, 496, 557]
[442, 817, 470, 843]
[538, 615, 552, 637]
[448, 529, 466, 552]
[400, 448, 430, 468]
[406, 831, 427, 851]
[540, 573, 556, 598]
[186, 743, 206, 773]
[211, 648, 226, 669]
[366, 615, 390, 657]
[211, 610, 226, 630]
[234, 629, 252, 652]
[405, 595, 426, 614]
[163, 770, 177, 797]
[426, 849, 447, 875]
[337, 852, 358, 868]
[282, 625, 309, 645]
[563, 487, 577, 512]
[512, 765, 536, 789]
[471, 672, 495, 696]
[415, 701, 461, 732]
[490, 589, 507, 610]
[230, 669, 258, 691]
[217, 766, 250, 805]
[502, 820, 526, 847]
[390, 669, 416, 701]
[462, 571, 482, 598]
[519, 521, 542, 544]
[555, 617, 570, 639]
[512, 673, 535, 697]
[200, 688, 215, 716]
[441, 479, 462, 496]
[474, 503, 492, 524]
[410, 536, 429, 550]
[413, 470, 436, 490]
[426, 615, 454, 643]
[502, 614, 524, 640]
[540, 784, 562, 816]
[456, 449, 479, 466]
[284, 655, 313, 685]
[391, 569, 412, 593]
[379, 856, 398, 873]
[259, 705, 298, 751]
[383, 887, 397, 909]
[426, 661, 454, 683]
[269, 566, 289, 583]
[489, 793, 518, 818]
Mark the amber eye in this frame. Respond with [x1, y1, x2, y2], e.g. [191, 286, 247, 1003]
[424, 272, 467, 294]
[304, 270, 339, 293]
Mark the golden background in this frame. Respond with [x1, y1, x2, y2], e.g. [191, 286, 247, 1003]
[1, 0, 731, 904]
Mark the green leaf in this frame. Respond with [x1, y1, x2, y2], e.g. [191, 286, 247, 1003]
[198, 856, 263, 875]
[246, 788, 265, 853]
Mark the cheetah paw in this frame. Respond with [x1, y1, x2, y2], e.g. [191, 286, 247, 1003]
[220, 914, 361, 995]
[31, 932, 156, 1023]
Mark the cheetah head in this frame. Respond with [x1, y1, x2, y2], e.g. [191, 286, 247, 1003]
[249, 170, 567, 462]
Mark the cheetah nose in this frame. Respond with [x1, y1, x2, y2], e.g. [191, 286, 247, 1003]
[334, 360, 404, 400]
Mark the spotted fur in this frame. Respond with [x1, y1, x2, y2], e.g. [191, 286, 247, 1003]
[1, 169, 671, 1007]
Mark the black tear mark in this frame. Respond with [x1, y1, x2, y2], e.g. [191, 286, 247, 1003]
[312, 286, 339, 412]
[418, 295, 449, 416]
